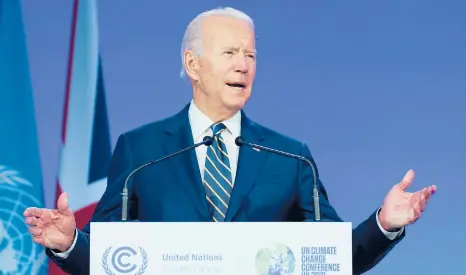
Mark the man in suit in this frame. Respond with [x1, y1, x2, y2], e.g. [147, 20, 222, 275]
[24, 7, 436, 275]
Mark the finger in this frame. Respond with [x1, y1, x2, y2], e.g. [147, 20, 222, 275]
[25, 216, 46, 227]
[398, 169, 415, 190]
[419, 185, 436, 199]
[421, 186, 436, 209]
[23, 207, 35, 217]
[23, 207, 44, 218]
[408, 206, 422, 224]
[32, 235, 44, 245]
[429, 185, 437, 195]
[57, 192, 72, 213]
[419, 187, 435, 206]
[28, 226, 42, 236]
[423, 189, 432, 202]
[418, 195, 427, 212]
[407, 209, 417, 223]
[412, 190, 426, 205]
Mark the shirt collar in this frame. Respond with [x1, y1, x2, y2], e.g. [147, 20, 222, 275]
[188, 100, 241, 139]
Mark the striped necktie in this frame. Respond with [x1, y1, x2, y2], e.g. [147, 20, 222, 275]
[203, 123, 233, 222]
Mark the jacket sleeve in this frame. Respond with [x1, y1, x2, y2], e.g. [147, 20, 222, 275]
[296, 142, 405, 274]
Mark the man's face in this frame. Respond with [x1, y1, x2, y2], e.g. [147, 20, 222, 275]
[192, 15, 256, 115]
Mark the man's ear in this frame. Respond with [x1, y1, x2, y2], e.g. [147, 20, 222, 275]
[184, 50, 200, 81]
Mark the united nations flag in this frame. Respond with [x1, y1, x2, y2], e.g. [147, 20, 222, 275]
[0, 1, 48, 274]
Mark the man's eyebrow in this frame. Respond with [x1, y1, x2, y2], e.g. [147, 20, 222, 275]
[221, 47, 257, 54]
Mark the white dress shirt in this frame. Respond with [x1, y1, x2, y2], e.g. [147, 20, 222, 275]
[188, 100, 241, 183]
[53, 100, 401, 258]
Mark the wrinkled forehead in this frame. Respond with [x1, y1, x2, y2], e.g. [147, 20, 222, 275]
[201, 16, 256, 51]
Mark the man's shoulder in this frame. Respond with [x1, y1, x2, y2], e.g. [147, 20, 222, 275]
[124, 116, 172, 138]
[119, 108, 185, 143]
[248, 119, 308, 154]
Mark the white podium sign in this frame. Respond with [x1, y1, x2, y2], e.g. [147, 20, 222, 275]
[90, 222, 352, 275]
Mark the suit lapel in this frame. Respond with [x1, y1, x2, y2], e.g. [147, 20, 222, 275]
[225, 113, 268, 221]
[163, 104, 212, 221]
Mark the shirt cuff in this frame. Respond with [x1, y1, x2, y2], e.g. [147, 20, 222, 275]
[376, 207, 404, 240]
[50, 228, 78, 258]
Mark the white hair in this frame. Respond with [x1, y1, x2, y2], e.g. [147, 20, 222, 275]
[179, 7, 255, 78]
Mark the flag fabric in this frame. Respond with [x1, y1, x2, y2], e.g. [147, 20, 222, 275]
[0, 1, 48, 274]
[48, 0, 112, 274]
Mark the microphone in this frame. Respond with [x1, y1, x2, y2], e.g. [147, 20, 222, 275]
[235, 136, 321, 221]
[121, 135, 214, 221]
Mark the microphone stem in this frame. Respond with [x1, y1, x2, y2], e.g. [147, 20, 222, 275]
[303, 158, 321, 222]
[242, 139, 322, 222]
[120, 137, 213, 221]
[313, 186, 321, 221]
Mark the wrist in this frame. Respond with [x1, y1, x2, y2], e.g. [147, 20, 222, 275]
[57, 229, 76, 252]
[378, 208, 396, 232]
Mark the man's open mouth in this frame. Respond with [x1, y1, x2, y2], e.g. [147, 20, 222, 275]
[227, 82, 246, 89]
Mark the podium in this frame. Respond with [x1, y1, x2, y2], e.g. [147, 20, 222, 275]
[90, 222, 352, 275]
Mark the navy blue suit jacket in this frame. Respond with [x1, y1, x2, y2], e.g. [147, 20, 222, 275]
[46, 104, 404, 274]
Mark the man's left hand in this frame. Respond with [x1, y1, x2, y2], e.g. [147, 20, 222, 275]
[379, 169, 437, 231]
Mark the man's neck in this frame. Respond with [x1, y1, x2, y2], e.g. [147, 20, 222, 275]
[192, 98, 238, 123]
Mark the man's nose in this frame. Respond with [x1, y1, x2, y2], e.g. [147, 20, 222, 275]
[233, 55, 249, 74]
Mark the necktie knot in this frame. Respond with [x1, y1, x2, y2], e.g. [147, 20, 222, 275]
[211, 123, 226, 136]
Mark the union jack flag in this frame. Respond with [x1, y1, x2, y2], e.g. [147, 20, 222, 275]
[49, 0, 111, 274]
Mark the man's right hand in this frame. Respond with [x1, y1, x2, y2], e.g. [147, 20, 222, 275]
[23, 192, 77, 252]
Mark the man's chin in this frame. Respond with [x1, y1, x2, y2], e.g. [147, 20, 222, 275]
[224, 98, 247, 112]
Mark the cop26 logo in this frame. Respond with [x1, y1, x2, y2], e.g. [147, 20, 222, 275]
[102, 246, 148, 275]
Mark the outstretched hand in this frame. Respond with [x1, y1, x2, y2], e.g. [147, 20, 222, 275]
[379, 169, 436, 231]
[23, 192, 77, 252]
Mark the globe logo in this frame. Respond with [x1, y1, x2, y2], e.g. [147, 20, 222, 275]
[255, 243, 295, 275]
[0, 165, 47, 274]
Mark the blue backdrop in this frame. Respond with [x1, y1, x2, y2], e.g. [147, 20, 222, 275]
[22, 0, 465, 274]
